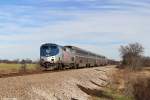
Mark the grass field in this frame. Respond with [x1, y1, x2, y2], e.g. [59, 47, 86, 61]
[0, 63, 39, 74]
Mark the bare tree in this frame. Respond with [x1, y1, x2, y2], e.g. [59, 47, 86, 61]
[119, 43, 144, 70]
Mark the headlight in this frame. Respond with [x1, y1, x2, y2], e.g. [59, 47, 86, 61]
[41, 58, 44, 61]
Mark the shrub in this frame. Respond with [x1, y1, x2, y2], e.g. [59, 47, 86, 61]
[142, 57, 150, 67]
[19, 60, 27, 73]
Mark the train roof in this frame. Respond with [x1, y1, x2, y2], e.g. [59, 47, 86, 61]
[41, 43, 58, 46]
[41, 43, 63, 47]
[64, 45, 106, 58]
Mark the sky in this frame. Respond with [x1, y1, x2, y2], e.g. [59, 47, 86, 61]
[0, 0, 150, 60]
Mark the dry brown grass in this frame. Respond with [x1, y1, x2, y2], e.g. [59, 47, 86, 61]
[110, 67, 150, 100]
[132, 77, 150, 100]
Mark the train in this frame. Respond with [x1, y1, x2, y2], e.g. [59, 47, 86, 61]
[40, 43, 108, 70]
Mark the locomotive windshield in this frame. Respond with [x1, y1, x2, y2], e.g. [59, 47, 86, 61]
[40, 45, 59, 57]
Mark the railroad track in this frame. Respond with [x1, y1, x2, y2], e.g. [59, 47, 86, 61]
[0, 67, 95, 78]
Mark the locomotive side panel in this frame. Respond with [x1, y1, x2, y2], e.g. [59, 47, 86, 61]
[62, 47, 76, 68]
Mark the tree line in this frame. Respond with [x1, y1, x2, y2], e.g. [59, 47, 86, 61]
[0, 59, 37, 64]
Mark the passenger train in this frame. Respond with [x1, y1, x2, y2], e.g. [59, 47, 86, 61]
[40, 43, 108, 70]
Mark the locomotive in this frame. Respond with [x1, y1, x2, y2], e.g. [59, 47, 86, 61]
[40, 43, 108, 70]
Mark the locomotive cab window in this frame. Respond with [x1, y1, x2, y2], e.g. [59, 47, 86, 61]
[63, 48, 66, 51]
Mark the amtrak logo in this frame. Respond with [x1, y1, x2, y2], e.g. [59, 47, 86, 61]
[46, 49, 51, 53]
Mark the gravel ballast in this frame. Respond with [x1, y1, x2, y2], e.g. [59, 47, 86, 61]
[0, 66, 116, 100]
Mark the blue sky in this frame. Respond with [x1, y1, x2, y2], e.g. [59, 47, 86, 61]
[0, 0, 150, 60]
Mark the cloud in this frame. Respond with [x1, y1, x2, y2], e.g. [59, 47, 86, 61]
[0, 0, 150, 60]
